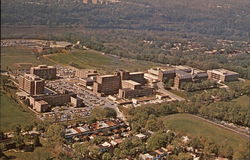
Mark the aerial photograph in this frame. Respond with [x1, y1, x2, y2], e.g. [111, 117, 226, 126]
[0, 0, 249, 160]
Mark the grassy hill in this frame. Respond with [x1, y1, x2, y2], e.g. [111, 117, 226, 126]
[0, 93, 35, 131]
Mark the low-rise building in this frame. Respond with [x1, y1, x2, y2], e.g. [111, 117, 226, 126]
[207, 69, 239, 82]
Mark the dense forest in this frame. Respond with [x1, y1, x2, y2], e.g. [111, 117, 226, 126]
[1, 0, 250, 39]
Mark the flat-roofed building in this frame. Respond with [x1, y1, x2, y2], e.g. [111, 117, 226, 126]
[93, 74, 121, 95]
[33, 100, 50, 112]
[118, 87, 154, 99]
[191, 69, 208, 82]
[129, 72, 145, 84]
[207, 69, 239, 82]
[122, 80, 141, 90]
[75, 69, 98, 79]
[30, 65, 56, 80]
[174, 70, 193, 88]
[158, 69, 176, 82]
[18, 74, 45, 95]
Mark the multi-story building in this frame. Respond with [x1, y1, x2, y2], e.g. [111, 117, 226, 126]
[75, 69, 98, 79]
[129, 72, 146, 84]
[118, 87, 154, 99]
[173, 70, 193, 88]
[207, 69, 239, 82]
[93, 70, 147, 96]
[93, 74, 121, 95]
[18, 74, 45, 95]
[30, 65, 56, 80]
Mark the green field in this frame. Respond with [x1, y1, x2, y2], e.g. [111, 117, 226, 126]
[162, 114, 247, 148]
[46, 49, 159, 72]
[232, 95, 250, 108]
[1, 47, 54, 70]
[1, 46, 160, 73]
[0, 93, 35, 131]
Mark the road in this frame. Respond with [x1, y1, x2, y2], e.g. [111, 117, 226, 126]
[190, 114, 250, 140]
[157, 82, 185, 101]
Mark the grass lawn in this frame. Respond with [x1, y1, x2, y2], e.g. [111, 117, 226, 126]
[0, 93, 35, 131]
[4, 146, 52, 160]
[1, 47, 54, 70]
[232, 95, 250, 108]
[162, 113, 247, 148]
[45, 49, 160, 73]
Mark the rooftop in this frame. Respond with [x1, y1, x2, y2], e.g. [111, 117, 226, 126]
[209, 68, 239, 76]
[122, 80, 141, 86]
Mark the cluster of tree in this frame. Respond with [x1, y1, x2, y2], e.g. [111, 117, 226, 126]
[180, 80, 218, 92]
[2, 0, 250, 39]
[199, 102, 249, 126]
[0, 124, 41, 154]
[87, 107, 117, 123]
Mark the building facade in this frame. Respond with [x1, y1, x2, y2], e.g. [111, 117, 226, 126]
[18, 74, 45, 95]
[207, 69, 239, 82]
[30, 65, 56, 80]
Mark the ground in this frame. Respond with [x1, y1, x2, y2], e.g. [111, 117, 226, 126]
[44, 49, 160, 72]
[162, 113, 247, 148]
[0, 93, 35, 131]
[232, 95, 250, 108]
[1, 47, 54, 70]
[1, 46, 161, 73]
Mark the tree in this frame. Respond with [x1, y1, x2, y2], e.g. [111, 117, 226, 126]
[12, 124, 22, 134]
[73, 142, 91, 158]
[46, 124, 65, 146]
[233, 143, 250, 160]
[147, 132, 171, 150]
[177, 152, 193, 160]
[219, 145, 233, 159]
[102, 152, 112, 160]
[13, 134, 25, 149]
[33, 135, 41, 147]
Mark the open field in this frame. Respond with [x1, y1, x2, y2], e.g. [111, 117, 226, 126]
[0, 93, 35, 131]
[1, 47, 54, 70]
[4, 146, 52, 160]
[45, 49, 160, 73]
[232, 95, 250, 108]
[162, 113, 247, 148]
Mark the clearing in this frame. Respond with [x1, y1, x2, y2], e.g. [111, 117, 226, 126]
[162, 113, 247, 148]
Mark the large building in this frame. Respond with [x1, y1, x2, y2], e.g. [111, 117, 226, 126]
[30, 65, 56, 80]
[18, 74, 45, 95]
[75, 69, 98, 79]
[173, 70, 193, 88]
[207, 69, 239, 82]
[93, 70, 147, 96]
[93, 74, 121, 95]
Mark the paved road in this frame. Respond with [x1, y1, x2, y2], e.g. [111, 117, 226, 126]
[157, 82, 185, 101]
[190, 114, 250, 140]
